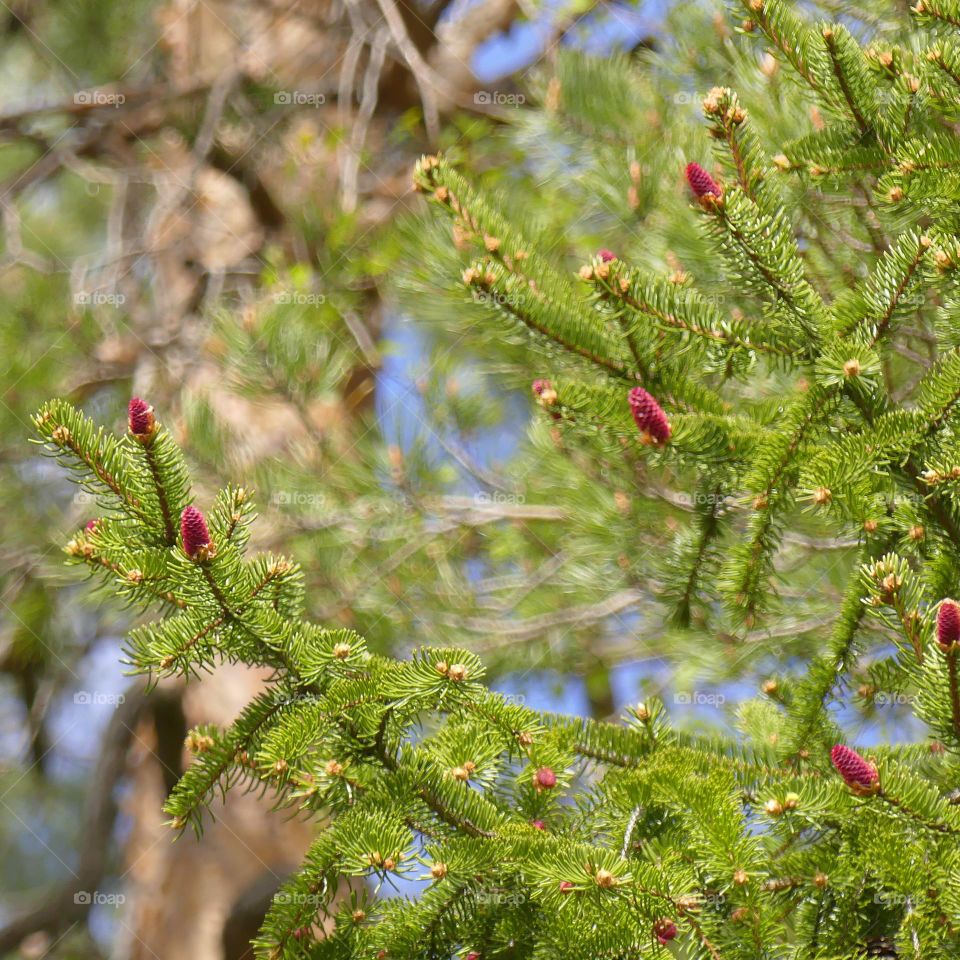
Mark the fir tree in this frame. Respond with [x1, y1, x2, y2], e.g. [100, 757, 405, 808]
[32, 1, 960, 957]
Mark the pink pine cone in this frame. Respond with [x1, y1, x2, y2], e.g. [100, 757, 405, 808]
[628, 387, 671, 445]
[181, 506, 212, 559]
[830, 744, 879, 791]
[937, 599, 960, 650]
[532, 379, 552, 397]
[654, 918, 678, 944]
[685, 162, 721, 198]
[597, 248, 617, 262]
[534, 766, 557, 789]
[128, 397, 155, 436]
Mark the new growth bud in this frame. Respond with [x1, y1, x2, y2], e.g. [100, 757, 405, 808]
[653, 918, 678, 944]
[830, 744, 880, 794]
[685, 162, 722, 199]
[181, 506, 214, 561]
[938, 599, 960, 651]
[628, 387, 671, 445]
[534, 766, 557, 790]
[128, 397, 156, 440]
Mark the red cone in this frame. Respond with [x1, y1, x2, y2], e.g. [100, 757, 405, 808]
[128, 397, 155, 437]
[181, 506, 212, 559]
[830, 744, 879, 793]
[628, 387, 671, 445]
[653, 918, 678, 944]
[685, 162, 721, 198]
[937, 599, 960, 651]
[534, 766, 557, 790]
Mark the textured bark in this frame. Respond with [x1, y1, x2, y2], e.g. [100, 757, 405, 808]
[120, 665, 340, 960]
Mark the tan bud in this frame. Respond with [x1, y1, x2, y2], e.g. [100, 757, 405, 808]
[594, 869, 617, 888]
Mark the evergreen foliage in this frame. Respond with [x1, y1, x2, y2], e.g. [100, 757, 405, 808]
[33, 0, 960, 956]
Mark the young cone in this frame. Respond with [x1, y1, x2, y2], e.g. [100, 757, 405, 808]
[653, 918, 678, 944]
[128, 397, 156, 439]
[628, 387, 671, 445]
[181, 506, 213, 560]
[534, 766, 557, 790]
[937, 599, 960, 651]
[685, 161, 721, 199]
[830, 744, 879, 794]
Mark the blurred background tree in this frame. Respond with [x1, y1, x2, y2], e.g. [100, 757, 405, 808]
[0, 0, 926, 957]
